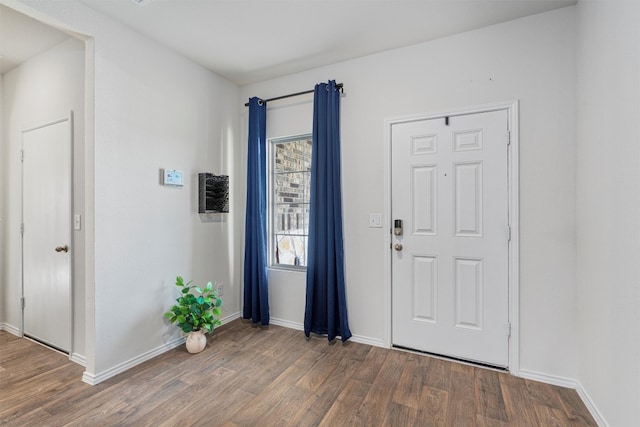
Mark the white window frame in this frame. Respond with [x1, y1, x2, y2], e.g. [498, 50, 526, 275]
[267, 133, 312, 271]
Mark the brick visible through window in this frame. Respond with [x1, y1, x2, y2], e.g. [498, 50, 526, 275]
[270, 135, 312, 268]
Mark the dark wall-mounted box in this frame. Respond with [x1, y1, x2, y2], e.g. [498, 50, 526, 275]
[198, 173, 229, 213]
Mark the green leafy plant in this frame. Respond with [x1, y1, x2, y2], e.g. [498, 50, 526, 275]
[164, 276, 222, 333]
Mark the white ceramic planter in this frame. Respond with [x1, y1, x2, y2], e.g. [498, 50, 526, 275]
[185, 329, 206, 354]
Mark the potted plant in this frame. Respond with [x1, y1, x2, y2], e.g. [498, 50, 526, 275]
[164, 276, 222, 353]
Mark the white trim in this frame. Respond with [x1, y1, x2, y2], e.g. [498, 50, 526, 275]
[82, 312, 240, 385]
[506, 101, 520, 375]
[270, 317, 304, 331]
[575, 381, 609, 427]
[270, 317, 385, 347]
[350, 334, 385, 348]
[219, 312, 241, 324]
[518, 368, 577, 389]
[70, 352, 86, 367]
[518, 370, 608, 427]
[82, 336, 186, 385]
[2, 322, 84, 365]
[266, 133, 313, 269]
[0, 323, 21, 336]
[383, 100, 520, 373]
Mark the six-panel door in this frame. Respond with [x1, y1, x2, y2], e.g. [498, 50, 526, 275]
[391, 110, 509, 367]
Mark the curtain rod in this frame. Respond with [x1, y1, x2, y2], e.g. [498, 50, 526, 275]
[244, 83, 344, 107]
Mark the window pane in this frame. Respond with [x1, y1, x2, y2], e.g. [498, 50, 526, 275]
[275, 172, 308, 204]
[303, 139, 312, 171]
[274, 234, 307, 267]
[274, 139, 311, 173]
[270, 135, 312, 269]
[274, 204, 309, 234]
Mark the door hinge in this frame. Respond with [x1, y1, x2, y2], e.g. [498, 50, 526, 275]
[20, 150, 24, 162]
[507, 322, 512, 337]
[507, 226, 511, 241]
[20, 297, 25, 309]
[507, 131, 511, 146]
[20, 223, 24, 236]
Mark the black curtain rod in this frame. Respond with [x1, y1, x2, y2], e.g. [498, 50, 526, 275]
[244, 83, 343, 107]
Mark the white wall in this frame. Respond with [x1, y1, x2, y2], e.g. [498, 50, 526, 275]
[9, 0, 242, 380]
[0, 73, 4, 326]
[241, 6, 578, 379]
[576, 1, 640, 426]
[2, 38, 86, 358]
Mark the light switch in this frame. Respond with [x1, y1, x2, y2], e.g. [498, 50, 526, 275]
[369, 214, 383, 228]
[74, 214, 81, 230]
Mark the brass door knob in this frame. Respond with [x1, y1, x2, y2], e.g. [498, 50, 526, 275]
[55, 245, 69, 253]
[394, 243, 403, 251]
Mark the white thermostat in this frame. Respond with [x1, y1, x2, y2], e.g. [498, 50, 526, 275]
[162, 169, 184, 186]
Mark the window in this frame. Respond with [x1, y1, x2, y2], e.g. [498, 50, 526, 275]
[269, 134, 312, 269]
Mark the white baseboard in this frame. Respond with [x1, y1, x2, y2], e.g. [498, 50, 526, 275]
[220, 312, 241, 324]
[70, 352, 87, 367]
[518, 368, 578, 389]
[82, 313, 241, 386]
[0, 323, 20, 336]
[575, 381, 609, 427]
[350, 334, 385, 348]
[82, 335, 185, 385]
[270, 317, 304, 331]
[518, 369, 607, 427]
[1, 322, 85, 367]
[269, 317, 385, 348]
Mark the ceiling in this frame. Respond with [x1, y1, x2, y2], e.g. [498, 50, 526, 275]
[2, 0, 577, 84]
[0, 4, 70, 75]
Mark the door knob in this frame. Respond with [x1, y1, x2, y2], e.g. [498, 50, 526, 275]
[394, 243, 403, 251]
[55, 245, 69, 253]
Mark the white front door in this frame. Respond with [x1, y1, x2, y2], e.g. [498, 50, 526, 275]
[22, 116, 72, 353]
[391, 109, 509, 367]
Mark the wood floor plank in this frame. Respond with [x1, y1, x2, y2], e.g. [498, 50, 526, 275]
[445, 369, 476, 426]
[350, 345, 388, 384]
[391, 353, 425, 409]
[0, 323, 598, 427]
[554, 384, 599, 426]
[498, 371, 540, 426]
[78, 377, 191, 426]
[354, 350, 406, 424]
[475, 368, 508, 422]
[318, 378, 370, 427]
[476, 414, 513, 427]
[533, 403, 574, 427]
[415, 385, 449, 427]
[422, 355, 452, 391]
[293, 356, 361, 426]
[382, 401, 418, 426]
[295, 344, 344, 392]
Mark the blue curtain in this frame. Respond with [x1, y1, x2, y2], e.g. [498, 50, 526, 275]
[243, 97, 269, 325]
[304, 80, 352, 342]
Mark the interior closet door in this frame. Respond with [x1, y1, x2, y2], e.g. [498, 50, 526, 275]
[22, 116, 72, 353]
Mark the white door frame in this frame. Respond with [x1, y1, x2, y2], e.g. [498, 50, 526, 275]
[383, 100, 520, 374]
[20, 112, 74, 357]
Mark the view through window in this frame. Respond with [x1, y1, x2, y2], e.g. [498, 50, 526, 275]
[270, 135, 312, 268]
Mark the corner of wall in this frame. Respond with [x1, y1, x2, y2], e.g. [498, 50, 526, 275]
[575, 1, 640, 426]
[0, 72, 5, 325]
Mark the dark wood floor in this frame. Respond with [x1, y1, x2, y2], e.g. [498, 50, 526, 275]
[1, 320, 596, 426]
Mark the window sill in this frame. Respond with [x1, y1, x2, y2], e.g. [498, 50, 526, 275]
[268, 265, 307, 274]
